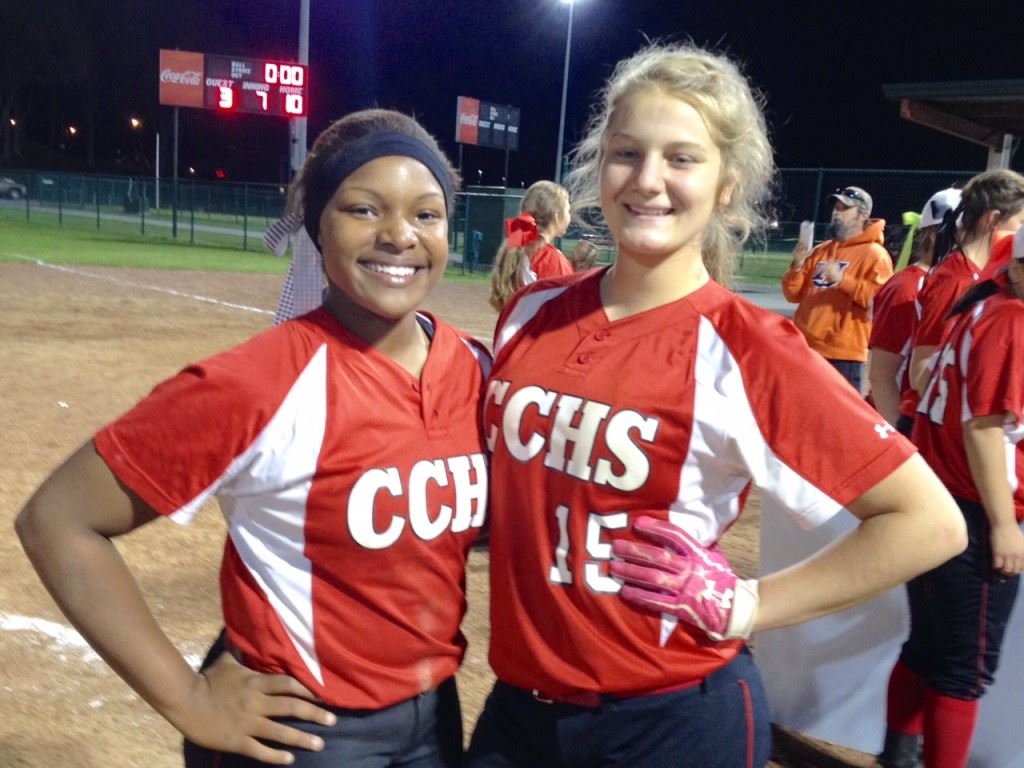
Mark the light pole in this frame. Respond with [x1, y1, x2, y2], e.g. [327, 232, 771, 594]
[554, 0, 577, 185]
[289, 0, 310, 179]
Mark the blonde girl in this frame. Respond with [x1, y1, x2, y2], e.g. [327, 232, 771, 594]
[467, 43, 965, 767]
[488, 180, 572, 311]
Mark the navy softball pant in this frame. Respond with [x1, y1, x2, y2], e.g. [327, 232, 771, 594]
[183, 631, 463, 768]
[465, 647, 771, 768]
[899, 497, 1021, 699]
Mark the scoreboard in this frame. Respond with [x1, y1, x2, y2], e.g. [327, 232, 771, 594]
[203, 54, 307, 117]
[159, 49, 308, 118]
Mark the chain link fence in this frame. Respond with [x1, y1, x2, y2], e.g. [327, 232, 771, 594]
[1, 167, 980, 280]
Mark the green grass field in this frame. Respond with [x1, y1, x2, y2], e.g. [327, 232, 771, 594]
[0, 215, 792, 283]
[0, 217, 493, 282]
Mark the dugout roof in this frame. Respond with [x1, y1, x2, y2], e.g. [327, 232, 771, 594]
[883, 80, 1024, 149]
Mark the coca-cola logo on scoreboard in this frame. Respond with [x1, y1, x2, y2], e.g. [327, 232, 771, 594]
[159, 50, 205, 107]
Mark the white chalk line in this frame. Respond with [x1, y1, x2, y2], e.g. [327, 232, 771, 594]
[13, 254, 274, 316]
[1, 612, 203, 671]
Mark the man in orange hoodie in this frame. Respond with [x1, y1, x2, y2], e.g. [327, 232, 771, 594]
[782, 186, 893, 393]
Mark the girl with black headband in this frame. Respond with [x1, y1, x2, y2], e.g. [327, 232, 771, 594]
[879, 230, 1024, 768]
[16, 109, 490, 767]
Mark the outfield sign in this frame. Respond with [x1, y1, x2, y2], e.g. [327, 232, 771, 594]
[456, 96, 520, 151]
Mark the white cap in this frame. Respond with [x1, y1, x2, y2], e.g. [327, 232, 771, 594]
[919, 188, 961, 228]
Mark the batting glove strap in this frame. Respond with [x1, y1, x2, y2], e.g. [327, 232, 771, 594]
[723, 578, 759, 640]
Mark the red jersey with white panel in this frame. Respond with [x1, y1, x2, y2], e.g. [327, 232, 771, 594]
[521, 243, 573, 286]
[94, 309, 490, 709]
[914, 251, 980, 347]
[484, 269, 916, 697]
[869, 264, 927, 418]
[913, 292, 1024, 520]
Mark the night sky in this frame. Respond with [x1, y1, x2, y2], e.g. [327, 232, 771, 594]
[31, 0, 1024, 185]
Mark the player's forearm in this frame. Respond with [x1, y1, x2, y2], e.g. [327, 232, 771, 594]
[15, 496, 200, 723]
[910, 345, 935, 395]
[753, 454, 966, 632]
[964, 416, 1019, 530]
[868, 349, 903, 425]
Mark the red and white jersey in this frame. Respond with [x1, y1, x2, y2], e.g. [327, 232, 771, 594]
[869, 264, 927, 418]
[913, 292, 1024, 520]
[914, 251, 979, 348]
[95, 309, 490, 709]
[484, 270, 915, 697]
[520, 243, 573, 286]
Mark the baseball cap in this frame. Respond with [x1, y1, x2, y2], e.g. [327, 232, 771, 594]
[830, 186, 872, 215]
[918, 188, 962, 229]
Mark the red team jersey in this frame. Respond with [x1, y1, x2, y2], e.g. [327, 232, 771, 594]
[483, 270, 916, 697]
[869, 264, 927, 418]
[914, 251, 980, 348]
[95, 309, 490, 709]
[913, 292, 1024, 521]
[525, 243, 573, 283]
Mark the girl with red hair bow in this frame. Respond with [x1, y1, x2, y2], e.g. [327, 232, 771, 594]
[489, 180, 572, 311]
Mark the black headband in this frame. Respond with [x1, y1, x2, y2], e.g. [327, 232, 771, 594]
[303, 132, 454, 247]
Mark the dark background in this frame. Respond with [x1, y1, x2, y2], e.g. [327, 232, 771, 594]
[2, 0, 1023, 185]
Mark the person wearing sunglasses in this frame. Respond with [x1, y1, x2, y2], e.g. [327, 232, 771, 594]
[782, 185, 893, 393]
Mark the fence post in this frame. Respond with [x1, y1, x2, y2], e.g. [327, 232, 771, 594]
[190, 180, 196, 244]
[462, 194, 472, 275]
[58, 175, 63, 226]
[140, 186, 146, 236]
[243, 183, 249, 251]
[96, 178, 101, 230]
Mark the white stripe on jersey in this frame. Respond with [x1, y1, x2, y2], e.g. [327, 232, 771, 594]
[957, 300, 1024, 496]
[494, 285, 569, 358]
[673, 316, 844, 538]
[460, 336, 493, 378]
[170, 344, 329, 684]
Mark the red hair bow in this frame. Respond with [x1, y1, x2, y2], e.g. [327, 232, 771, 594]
[505, 213, 541, 248]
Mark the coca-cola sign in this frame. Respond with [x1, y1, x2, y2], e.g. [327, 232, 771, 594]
[159, 50, 205, 108]
[160, 68, 201, 86]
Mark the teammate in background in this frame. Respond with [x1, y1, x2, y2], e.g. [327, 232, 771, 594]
[569, 238, 601, 271]
[909, 170, 1024, 395]
[868, 189, 961, 432]
[488, 180, 572, 311]
[15, 109, 489, 768]
[467, 43, 966, 768]
[781, 185, 893, 393]
[879, 229, 1024, 768]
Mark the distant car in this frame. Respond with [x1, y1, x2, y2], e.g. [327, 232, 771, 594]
[0, 177, 27, 199]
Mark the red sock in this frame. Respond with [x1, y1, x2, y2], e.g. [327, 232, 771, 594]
[886, 660, 927, 734]
[923, 692, 980, 768]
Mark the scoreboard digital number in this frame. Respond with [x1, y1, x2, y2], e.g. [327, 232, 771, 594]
[203, 55, 307, 117]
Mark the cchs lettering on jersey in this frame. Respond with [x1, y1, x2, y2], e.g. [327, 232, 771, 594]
[95, 309, 490, 709]
[484, 269, 915, 699]
[914, 292, 1024, 519]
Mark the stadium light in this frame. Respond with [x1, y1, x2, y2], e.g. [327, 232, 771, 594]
[8, 118, 15, 127]
[554, 0, 579, 185]
[68, 125, 78, 136]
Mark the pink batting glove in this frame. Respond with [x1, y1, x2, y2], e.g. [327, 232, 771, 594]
[610, 516, 759, 642]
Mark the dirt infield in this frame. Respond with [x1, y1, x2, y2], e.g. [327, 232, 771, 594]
[0, 260, 873, 767]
